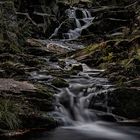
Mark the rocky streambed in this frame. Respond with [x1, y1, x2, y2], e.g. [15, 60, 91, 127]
[0, 0, 140, 139]
[3, 42, 140, 140]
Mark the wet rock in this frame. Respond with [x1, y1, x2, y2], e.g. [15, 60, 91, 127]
[50, 17, 78, 39]
[0, 78, 36, 93]
[47, 43, 70, 54]
[108, 87, 140, 119]
[90, 87, 140, 119]
[97, 113, 117, 122]
[49, 56, 59, 62]
[20, 113, 57, 129]
[58, 60, 66, 68]
[26, 39, 51, 56]
[52, 78, 69, 88]
[82, 18, 129, 36]
[91, 102, 108, 112]
[75, 9, 84, 19]
[71, 64, 83, 71]
[118, 119, 140, 126]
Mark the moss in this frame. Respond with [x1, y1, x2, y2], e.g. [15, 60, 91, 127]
[98, 62, 108, 69]
[74, 35, 140, 83]
[22, 57, 44, 67]
[52, 78, 69, 88]
[0, 61, 25, 78]
[85, 44, 99, 53]
[35, 84, 54, 99]
[103, 52, 114, 62]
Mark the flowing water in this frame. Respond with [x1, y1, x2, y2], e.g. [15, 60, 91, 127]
[50, 7, 94, 40]
[52, 60, 114, 125]
[13, 58, 140, 140]
[11, 7, 140, 140]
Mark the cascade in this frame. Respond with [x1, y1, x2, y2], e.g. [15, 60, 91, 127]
[52, 62, 114, 125]
[50, 7, 94, 40]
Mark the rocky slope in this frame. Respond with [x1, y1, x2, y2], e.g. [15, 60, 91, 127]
[0, 0, 85, 136]
[0, 0, 59, 136]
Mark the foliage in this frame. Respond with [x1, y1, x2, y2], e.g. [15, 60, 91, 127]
[0, 99, 22, 130]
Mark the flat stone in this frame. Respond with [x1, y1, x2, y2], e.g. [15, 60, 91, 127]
[27, 39, 70, 54]
[47, 43, 70, 54]
[0, 78, 37, 93]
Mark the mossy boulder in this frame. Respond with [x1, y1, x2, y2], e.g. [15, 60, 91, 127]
[71, 64, 83, 71]
[0, 79, 56, 132]
[52, 78, 69, 88]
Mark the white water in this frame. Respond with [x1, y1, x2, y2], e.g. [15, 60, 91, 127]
[48, 61, 140, 140]
[50, 7, 94, 40]
[29, 59, 140, 140]
[51, 60, 114, 125]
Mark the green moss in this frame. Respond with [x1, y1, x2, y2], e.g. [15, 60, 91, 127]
[103, 52, 114, 62]
[0, 61, 25, 78]
[52, 78, 69, 88]
[98, 62, 108, 69]
[85, 44, 99, 53]
[35, 84, 53, 99]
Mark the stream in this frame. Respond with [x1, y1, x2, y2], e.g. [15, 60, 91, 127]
[50, 7, 94, 40]
[11, 58, 140, 140]
[11, 6, 140, 140]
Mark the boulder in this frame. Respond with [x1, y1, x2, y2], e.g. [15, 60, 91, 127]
[82, 18, 130, 36]
[71, 64, 83, 71]
[52, 78, 69, 88]
[0, 78, 54, 130]
[51, 18, 77, 39]
[0, 78, 36, 93]
[89, 87, 140, 119]
[27, 39, 70, 55]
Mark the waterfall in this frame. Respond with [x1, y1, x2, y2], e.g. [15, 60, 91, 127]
[53, 62, 115, 125]
[50, 7, 94, 40]
[75, 19, 81, 28]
